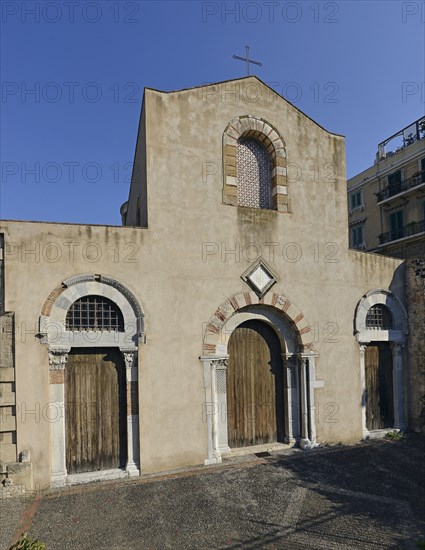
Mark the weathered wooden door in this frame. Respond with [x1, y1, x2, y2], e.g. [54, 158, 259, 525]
[227, 320, 284, 448]
[65, 348, 127, 474]
[365, 343, 394, 431]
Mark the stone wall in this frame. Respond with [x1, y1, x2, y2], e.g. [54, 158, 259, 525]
[0, 312, 33, 496]
[406, 259, 425, 433]
[0, 312, 16, 472]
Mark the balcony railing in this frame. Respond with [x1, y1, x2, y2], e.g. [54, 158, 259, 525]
[377, 116, 425, 159]
[379, 219, 425, 245]
[376, 170, 425, 202]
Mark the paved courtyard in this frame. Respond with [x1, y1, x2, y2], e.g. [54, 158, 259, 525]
[2, 435, 424, 549]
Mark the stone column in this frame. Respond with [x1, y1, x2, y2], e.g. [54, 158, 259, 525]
[298, 352, 320, 449]
[48, 348, 69, 487]
[122, 350, 140, 477]
[307, 354, 318, 446]
[299, 355, 310, 449]
[283, 353, 296, 444]
[214, 358, 230, 454]
[359, 344, 368, 438]
[200, 356, 228, 465]
[391, 343, 405, 430]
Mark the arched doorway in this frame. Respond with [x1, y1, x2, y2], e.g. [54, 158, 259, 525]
[40, 274, 144, 486]
[201, 293, 322, 464]
[65, 348, 127, 474]
[354, 290, 407, 438]
[364, 342, 394, 431]
[227, 320, 284, 448]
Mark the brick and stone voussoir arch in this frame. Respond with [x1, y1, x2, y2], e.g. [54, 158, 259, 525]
[203, 291, 313, 355]
[39, 273, 144, 350]
[223, 115, 289, 212]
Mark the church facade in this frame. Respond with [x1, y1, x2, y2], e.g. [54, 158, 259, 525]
[0, 77, 410, 492]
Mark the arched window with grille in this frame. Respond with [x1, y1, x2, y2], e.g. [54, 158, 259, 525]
[366, 304, 393, 330]
[66, 295, 124, 332]
[237, 138, 272, 209]
[223, 116, 289, 213]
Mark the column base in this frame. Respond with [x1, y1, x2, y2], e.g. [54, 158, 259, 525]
[394, 423, 406, 431]
[125, 461, 140, 477]
[50, 472, 67, 488]
[204, 456, 222, 465]
[300, 438, 316, 450]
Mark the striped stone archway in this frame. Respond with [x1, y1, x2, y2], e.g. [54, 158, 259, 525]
[203, 291, 313, 355]
[200, 291, 323, 464]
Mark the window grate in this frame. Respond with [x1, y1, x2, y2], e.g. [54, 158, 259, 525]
[366, 305, 393, 330]
[66, 295, 124, 332]
[237, 138, 271, 209]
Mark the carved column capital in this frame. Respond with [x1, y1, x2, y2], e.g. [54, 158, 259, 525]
[121, 349, 138, 382]
[48, 348, 70, 370]
[122, 350, 137, 369]
[211, 357, 228, 370]
[359, 343, 367, 356]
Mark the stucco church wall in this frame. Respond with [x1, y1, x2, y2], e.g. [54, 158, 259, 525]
[0, 78, 406, 485]
[126, 99, 147, 227]
[0, 220, 209, 486]
[135, 79, 404, 467]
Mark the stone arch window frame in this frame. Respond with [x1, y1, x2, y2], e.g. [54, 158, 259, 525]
[223, 115, 290, 212]
[38, 274, 144, 487]
[200, 291, 325, 465]
[354, 289, 408, 439]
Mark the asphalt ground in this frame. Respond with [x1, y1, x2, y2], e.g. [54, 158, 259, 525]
[2, 435, 424, 549]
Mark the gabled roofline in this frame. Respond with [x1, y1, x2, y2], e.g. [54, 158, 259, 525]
[144, 76, 345, 138]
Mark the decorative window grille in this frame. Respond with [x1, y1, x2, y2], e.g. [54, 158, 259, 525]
[237, 138, 271, 209]
[366, 305, 393, 330]
[66, 295, 124, 332]
[216, 368, 228, 449]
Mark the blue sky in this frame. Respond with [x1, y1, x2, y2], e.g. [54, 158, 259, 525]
[1, 0, 424, 225]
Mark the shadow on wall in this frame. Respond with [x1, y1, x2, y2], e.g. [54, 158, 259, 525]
[403, 259, 425, 434]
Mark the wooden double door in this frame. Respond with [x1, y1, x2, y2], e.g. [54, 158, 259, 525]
[65, 348, 127, 474]
[227, 320, 285, 448]
[365, 343, 394, 431]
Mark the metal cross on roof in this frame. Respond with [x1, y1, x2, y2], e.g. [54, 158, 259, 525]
[233, 46, 262, 76]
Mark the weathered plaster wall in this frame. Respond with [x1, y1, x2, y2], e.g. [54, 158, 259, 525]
[126, 99, 147, 227]
[407, 259, 425, 433]
[135, 78, 404, 463]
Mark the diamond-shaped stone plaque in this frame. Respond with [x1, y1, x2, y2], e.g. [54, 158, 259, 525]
[241, 259, 277, 298]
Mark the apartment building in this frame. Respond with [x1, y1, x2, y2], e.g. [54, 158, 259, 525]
[347, 116, 425, 259]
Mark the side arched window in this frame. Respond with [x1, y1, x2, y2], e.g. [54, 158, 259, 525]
[237, 138, 271, 209]
[66, 295, 124, 332]
[366, 305, 393, 330]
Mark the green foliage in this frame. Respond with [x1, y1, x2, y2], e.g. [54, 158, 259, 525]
[416, 541, 425, 549]
[9, 533, 46, 550]
[384, 430, 404, 441]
